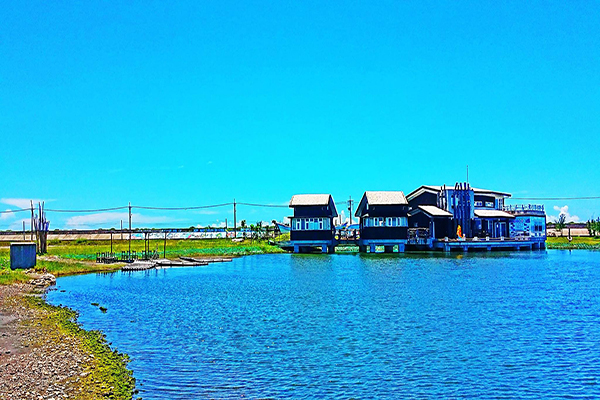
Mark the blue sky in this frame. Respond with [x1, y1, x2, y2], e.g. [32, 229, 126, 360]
[1, 1, 599, 229]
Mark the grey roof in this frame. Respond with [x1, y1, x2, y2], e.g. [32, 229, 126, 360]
[418, 205, 453, 217]
[289, 194, 331, 207]
[355, 191, 408, 217]
[474, 209, 515, 219]
[364, 191, 408, 205]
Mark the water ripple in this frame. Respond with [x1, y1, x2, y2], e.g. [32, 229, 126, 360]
[48, 251, 600, 399]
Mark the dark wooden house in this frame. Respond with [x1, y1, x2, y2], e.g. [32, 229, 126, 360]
[407, 205, 454, 239]
[355, 191, 409, 253]
[407, 185, 455, 239]
[407, 184, 515, 239]
[289, 194, 338, 253]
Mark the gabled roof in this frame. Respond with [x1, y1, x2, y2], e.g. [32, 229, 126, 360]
[408, 205, 453, 218]
[365, 191, 408, 205]
[355, 191, 408, 217]
[289, 194, 331, 207]
[406, 185, 442, 201]
[474, 209, 515, 219]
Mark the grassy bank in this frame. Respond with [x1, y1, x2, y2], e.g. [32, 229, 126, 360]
[23, 296, 135, 399]
[546, 236, 600, 249]
[0, 238, 284, 284]
[1, 238, 284, 260]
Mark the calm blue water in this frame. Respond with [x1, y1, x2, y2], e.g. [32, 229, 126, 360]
[47, 251, 600, 399]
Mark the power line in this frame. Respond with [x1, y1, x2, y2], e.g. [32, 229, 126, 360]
[236, 202, 288, 208]
[11, 195, 600, 216]
[45, 206, 130, 213]
[20, 202, 289, 213]
[511, 196, 600, 200]
[0, 208, 31, 214]
[133, 203, 233, 211]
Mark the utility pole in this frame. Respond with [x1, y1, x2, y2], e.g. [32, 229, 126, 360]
[128, 202, 132, 254]
[233, 199, 237, 239]
[347, 196, 354, 225]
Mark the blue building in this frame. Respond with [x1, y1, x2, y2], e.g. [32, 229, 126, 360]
[355, 191, 409, 253]
[289, 194, 337, 253]
[407, 183, 546, 251]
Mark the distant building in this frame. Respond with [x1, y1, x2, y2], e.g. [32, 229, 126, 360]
[289, 194, 337, 253]
[355, 191, 409, 253]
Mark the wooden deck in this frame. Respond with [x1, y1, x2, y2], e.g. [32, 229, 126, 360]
[431, 238, 546, 252]
[121, 257, 233, 271]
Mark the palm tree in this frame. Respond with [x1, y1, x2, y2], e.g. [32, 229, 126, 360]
[256, 221, 263, 240]
[240, 220, 247, 238]
[555, 214, 567, 237]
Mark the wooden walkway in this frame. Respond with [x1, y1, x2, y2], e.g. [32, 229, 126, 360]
[121, 257, 233, 271]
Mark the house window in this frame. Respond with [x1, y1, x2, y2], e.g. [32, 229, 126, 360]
[319, 218, 323, 230]
[386, 217, 393, 227]
[485, 202, 494, 208]
[475, 201, 483, 207]
[399, 217, 408, 227]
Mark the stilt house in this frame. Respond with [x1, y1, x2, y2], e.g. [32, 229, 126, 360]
[355, 191, 409, 253]
[289, 194, 337, 253]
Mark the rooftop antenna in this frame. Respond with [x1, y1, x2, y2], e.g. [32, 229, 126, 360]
[466, 164, 469, 184]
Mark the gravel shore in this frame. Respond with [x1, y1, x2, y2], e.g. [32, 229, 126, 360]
[0, 279, 128, 399]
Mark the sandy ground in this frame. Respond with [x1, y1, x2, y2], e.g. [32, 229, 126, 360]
[0, 282, 102, 399]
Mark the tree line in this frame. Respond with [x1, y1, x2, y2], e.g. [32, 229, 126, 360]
[586, 218, 600, 237]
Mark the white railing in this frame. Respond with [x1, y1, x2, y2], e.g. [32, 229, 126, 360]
[502, 204, 545, 213]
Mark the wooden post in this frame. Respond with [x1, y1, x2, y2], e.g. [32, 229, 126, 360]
[30, 201, 34, 241]
[163, 232, 167, 259]
[111, 232, 113, 253]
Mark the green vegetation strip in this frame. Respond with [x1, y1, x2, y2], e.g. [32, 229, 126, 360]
[547, 243, 600, 249]
[546, 236, 600, 250]
[25, 296, 136, 399]
[0, 257, 31, 285]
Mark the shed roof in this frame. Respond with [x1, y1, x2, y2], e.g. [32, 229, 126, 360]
[412, 205, 453, 218]
[474, 209, 515, 219]
[289, 194, 332, 207]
